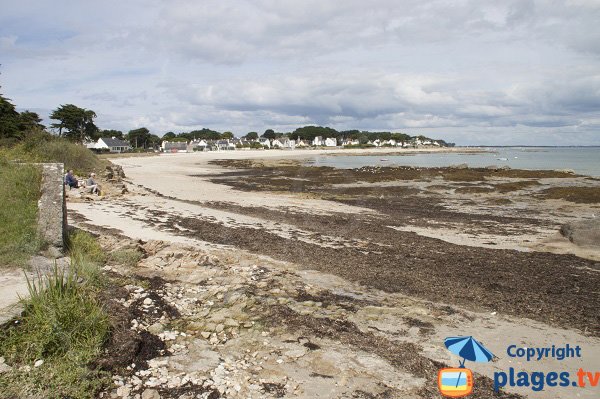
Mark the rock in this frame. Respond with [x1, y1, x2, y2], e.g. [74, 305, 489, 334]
[215, 324, 225, 333]
[0, 361, 11, 374]
[451, 163, 469, 169]
[147, 323, 165, 334]
[560, 219, 600, 248]
[116, 385, 131, 397]
[224, 319, 239, 327]
[143, 298, 153, 306]
[141, 389, 161, 399]
[284, 349, 307, 359]
[34, 359, 44, 368]
[201, 331, 212, 339]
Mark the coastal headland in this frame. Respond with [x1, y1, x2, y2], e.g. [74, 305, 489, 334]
[67, 147, 600, 399]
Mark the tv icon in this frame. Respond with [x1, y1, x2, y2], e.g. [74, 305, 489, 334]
[438, 367, 473, 397]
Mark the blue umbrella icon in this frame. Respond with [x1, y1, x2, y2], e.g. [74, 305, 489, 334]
[444, 336, 494, 388]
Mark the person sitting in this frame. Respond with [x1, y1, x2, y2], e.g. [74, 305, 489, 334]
[64, 170, 79, 189]
[86, 173, 101, 195]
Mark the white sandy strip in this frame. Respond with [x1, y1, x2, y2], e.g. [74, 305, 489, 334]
[111, 151, 372, 216]
[70, 193, 373, 251]
[387, 225, 542, 251]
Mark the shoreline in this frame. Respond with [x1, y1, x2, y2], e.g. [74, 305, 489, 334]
[64, 151, 600, 399]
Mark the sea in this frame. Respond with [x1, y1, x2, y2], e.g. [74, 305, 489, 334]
[307, 147, 600, 177]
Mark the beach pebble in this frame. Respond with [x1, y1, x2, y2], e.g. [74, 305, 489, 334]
[141, 389, 160, 399]
[34, 359, 44, 368]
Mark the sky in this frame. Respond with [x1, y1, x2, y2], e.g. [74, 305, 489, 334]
[1, 0, 599, 145]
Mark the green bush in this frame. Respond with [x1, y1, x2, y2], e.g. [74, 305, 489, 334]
[0, 160, 43, 268]
[0, 134, 108, 176]
[110, 248, 143, 267]
[68, 231, 107, 265]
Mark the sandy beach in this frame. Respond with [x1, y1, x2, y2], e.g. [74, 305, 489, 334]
[67, 148, 600, 399]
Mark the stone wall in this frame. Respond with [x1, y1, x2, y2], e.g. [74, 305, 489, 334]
[37, 163, 67, 255]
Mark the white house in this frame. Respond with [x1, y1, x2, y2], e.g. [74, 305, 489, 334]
[190, 139, 209, 151]
[342, 139, 359, 146]
[272, 137, 295, 149]
[216, 140, 236, 150]
[258, 137, 271, 148]
[95, 137, 132, 153]
[312, 136, 323, 146]
[296, 139, 309, 147]
[324, 137, 337, 147]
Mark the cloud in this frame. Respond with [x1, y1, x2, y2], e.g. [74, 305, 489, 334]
[0, 0, 599, 145]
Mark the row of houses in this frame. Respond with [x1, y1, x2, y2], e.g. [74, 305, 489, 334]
[83, 135, 442, 154]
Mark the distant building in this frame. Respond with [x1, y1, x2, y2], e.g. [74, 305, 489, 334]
[162, 141, 188, 152]
[95, 137, 132, 153]
[312, 136, 323, 146]
[258, 137, 271, 148]
[324, 137, 337, 147]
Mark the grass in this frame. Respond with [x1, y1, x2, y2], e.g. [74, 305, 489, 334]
[0, 160, 43, 269]
[0, 231, 111, 398]
[109, 248, 143, 267]
[0, 133, 109, 176]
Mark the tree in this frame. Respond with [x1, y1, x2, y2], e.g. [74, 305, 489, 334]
[162, 131, 176, 140]
[0, 94, 21, 140]
[188, 128, 221, 140]
[148, 134, 161, 149]
[244, 131, 258, 140]
[50, 104, 98, 142]
[127, 127, 151, 148]
[290, 126, 338, 141]
[99, 129, 124, 139]
[18, 111, 45, 131]
[221, 131, 234, 139]
[263, 129, 276, 139]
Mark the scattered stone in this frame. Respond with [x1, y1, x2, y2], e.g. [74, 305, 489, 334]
[34, 359, 44, 368]
[141, 388, 160, 399]
[560, 219, 600, 248]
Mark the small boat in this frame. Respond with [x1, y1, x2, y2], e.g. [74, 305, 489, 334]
[497, 157, 508, 161]
[380, 158, 389, 161]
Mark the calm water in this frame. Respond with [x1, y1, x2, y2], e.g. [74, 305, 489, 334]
[308, 147, 600, 177]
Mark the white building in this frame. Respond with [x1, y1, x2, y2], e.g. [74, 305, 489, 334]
[95, 137, 132, 153]
[324, 137, 337, 147]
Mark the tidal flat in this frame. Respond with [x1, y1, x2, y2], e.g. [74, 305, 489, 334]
[66, 149, 600, 399]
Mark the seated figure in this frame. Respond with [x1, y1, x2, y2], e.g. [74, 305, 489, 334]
[64, 170, 79, 189]
[86, 173, 101, 195]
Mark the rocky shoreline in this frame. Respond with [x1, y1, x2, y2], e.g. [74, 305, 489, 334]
[66, 153, 600, 399]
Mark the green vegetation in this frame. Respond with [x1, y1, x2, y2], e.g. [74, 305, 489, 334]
[0, 160, 42, 268]
[50, 104, 98, 143]
[0, 132, 108, 176]
[109, 248, 143, 268]
[0, 231, 111, 399]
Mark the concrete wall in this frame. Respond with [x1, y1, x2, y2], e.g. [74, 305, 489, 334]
[37, 163, 67, 255]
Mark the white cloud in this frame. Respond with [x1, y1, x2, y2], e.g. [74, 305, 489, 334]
[0, 0, 598, 144]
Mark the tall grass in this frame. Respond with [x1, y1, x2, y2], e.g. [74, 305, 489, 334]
[0, 159, 43, 268]
[0, 232, 111, 398]
[0, 132, 109, 176]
